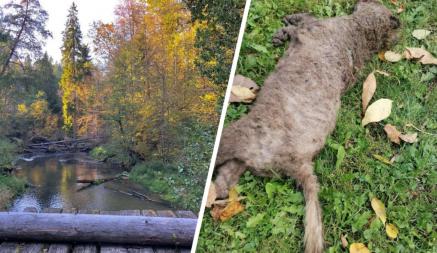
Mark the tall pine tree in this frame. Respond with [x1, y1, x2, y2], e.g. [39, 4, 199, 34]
[59, 2, 91, 135]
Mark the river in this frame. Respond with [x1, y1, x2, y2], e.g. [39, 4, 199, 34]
[10, 153, 172, 212]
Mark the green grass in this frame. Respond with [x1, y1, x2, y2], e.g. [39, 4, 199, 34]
[198, 0, 436, 252]
[0, 138, 26, 209]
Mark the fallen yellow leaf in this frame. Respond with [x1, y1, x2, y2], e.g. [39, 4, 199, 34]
[371, 197, 387, 224]
[210, 186, 245, 221]
[404, 47, 437, 65]
[386, 223, 399, 239]
[362, 72, 376, 113]
[350, 243, 370, 253]
[412, 29, 431, 40]
[362, 99, 393, 127]
[373, 154, 393, 165]
[397, 4, 405, 14]
[229, 75, 259, 103]
[219, 200, 245, 221]
[206, 183, 217, 208]
[384, 124, 401, 144]
[230, 86, 257, 103]
[384, 51, 402, 62]
[399, 133, 418, 143]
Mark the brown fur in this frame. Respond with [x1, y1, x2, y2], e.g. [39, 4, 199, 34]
[213, 1, 399, 252]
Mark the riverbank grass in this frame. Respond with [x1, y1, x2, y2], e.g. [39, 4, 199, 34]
[198, 0, 436, 252]
[0, 138, 26, 209]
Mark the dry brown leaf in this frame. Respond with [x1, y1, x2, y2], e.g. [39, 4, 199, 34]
[218, 201, 245, 221]
[362, 99, 393, 127]
[399, 133, 418, 143]
[375, 70, 390, 76]
[390, 0, 397, 5]
[384, 51, 403, 62]
[206, 183, 217, 208]
[371, 197, 387, 224]
[230, 86, 257, 103]
[386, 223, 399, 239]
[362, 72, 376, 113]
[397, 4, 405, 14]
[378, 51, 386, 61]
[230, 75, 259, 103]
[210, 205, 223, 220]
[341, 234, 348, 248]
[384, 124, 401, 144]
[210, 187, 245, 221]
[412, 29, 431, 40]
[404, 47, 437, 65]
[350, 243, 370, 253]
[390, 154, 400, 164]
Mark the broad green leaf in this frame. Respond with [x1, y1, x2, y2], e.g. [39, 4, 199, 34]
[246, 213, 265, 228]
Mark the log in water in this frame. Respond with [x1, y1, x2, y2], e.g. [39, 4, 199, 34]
[0, 212, 196, 246]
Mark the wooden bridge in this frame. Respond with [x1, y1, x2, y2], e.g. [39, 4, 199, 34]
[0, 207, 197, 253]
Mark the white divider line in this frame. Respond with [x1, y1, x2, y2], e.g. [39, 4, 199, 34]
[190, 0, 253, 252]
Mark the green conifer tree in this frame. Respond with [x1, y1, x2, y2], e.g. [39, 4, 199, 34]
[59, 2, 90, 135]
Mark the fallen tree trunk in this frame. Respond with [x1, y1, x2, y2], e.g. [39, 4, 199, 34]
[0, 212, 196, 246]
[76, 177, 118, 184]
[27, 138, 97, 147]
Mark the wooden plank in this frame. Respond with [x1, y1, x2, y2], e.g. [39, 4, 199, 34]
[154, 249, 176, 253]
[119, 210, 141, 216]
[78, 210, 99, 214]
[43, 208, 62, 213]
[156, 210, 176, 218]
[62, 208, 77, 214]
[126, 248, 154, 253]
[99, 210, 121, 215]
[72, 245, 97, 253]
[141, 210, 157, 217]
[21, 243, 45, 253]
[0, 212, 196, 246]
[100, 246, 127, 253]
[47, 244, 70, 253]
[0, 242, 19, 252]
[23, 207, 38, 213]
[99, 210, 141, 216]
[175, 211, 196, 219]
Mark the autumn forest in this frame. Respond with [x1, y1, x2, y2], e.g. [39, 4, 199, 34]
[0, 0, 243, 211]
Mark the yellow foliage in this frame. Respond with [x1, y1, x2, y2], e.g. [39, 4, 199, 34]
[17, 103, 28, 114]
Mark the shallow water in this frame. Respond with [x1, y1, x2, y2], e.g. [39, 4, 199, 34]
[10, 153, 172, 212]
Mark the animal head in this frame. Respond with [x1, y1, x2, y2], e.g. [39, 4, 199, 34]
[353, 0, 400, 50]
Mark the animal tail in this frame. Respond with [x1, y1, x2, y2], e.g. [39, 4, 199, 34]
[301, 171, 324, 253]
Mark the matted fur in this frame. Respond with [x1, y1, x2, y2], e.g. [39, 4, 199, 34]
[213, 1, 399, 252]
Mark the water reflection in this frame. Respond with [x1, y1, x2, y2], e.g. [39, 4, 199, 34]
[11, 153, 171, 212]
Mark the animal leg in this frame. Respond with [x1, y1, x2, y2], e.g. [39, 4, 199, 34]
[214, 159, 246, 199]
[286, 162, 324, 253]
[283, 13, 317, 26]
[272, 26, 298, 46]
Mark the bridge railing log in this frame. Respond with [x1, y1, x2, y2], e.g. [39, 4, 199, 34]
[0, 212, 197, 246]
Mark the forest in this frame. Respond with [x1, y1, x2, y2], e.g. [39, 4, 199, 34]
[0, 0, 244, 211]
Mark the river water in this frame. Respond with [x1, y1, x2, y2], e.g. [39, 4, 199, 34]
[10, 153, 172, 212]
